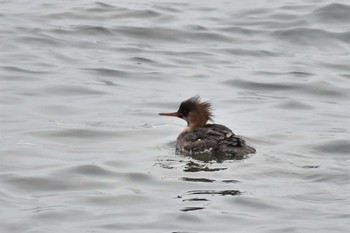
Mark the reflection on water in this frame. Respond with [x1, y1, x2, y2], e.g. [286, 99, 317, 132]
[1, 0, 350, 232]
[180, 207, 205, 212]
[179, 188, 242, 212]
[181, 177, 215, 183]
[184, 161, 228, 172]
[187, 190, 242, 196]
[183, 198, 209, 202]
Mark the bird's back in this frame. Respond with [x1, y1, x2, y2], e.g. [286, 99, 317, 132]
[176, 124, 256, 158]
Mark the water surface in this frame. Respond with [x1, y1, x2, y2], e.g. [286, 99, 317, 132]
[1, 0, 349, 232]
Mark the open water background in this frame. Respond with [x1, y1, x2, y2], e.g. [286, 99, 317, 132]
[1, 0, 349, 232]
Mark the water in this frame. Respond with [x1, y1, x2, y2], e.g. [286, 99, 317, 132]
[1, 0, 349, 232]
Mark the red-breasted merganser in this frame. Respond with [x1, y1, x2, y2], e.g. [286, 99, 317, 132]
[159, 96, 256, 158]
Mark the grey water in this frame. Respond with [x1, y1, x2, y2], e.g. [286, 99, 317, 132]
[1, 0, 350, 232]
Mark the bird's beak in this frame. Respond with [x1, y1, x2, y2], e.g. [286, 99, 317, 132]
[159, 112, 178, 117]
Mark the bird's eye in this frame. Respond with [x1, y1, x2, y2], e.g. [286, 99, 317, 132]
[179, 111, 187, 117]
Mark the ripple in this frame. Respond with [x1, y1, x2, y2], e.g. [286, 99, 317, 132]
[74, 25, 115, 35]
[181, 207, 205, 212]
[2, 174, 113, 193]
[27, 128, 121, 144]
[255, 71, 315, 77]
[64, 164, 117, 177]
[271, 27, 350, 45]
[77, 193, 151, 207]
[302, 165, 319, 169]
[311, 3, 350, 23]
[182, 198, 209, 202]
[83, 68, 129, 77]
[181, 177, 215, 183]
[223, 79, 297, 91]
[275, 100, 314, 110]
[224, 48, 280, 57]
[94, 2, 120, 11]
[130, 57, 157, 64]
[43, 3, 143, 20]
[16, 35, 63, 46]
[187, 190, 242, 196]
[2, 66, 51, 74]
[311, 140, 350, 155]
[115, 9, 162, 19]
[116, 26, 232, 43]
[41, 85, 107, 96]
[181, 177, 240, 183]
[301, 81, 350, 99]
[39, 105, 89, 115]
[223, 79, 349, 99]
[183, 161, 227, 172]
[218, 26, 266, 36]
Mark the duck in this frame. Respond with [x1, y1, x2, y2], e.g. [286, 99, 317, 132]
[159, 95, 256, 158]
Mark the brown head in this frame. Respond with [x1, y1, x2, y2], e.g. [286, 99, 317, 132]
[159, 95, 213, 130]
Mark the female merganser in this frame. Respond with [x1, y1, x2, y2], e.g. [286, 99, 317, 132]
[159, 96, 256, 158]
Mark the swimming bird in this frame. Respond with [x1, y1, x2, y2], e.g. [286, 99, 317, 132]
[159, 96, 256, 158]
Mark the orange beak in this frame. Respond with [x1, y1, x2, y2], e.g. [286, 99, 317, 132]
[159, 112, 178, 117]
